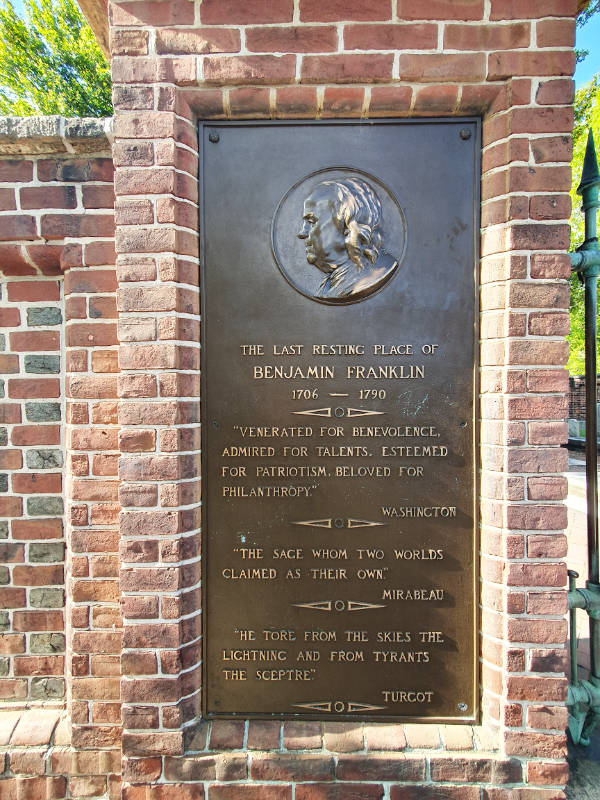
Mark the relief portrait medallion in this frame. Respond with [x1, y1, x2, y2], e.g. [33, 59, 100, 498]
[272, 168, 407, 305]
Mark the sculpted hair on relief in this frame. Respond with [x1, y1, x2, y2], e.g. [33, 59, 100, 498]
[323, 177, 384, 268]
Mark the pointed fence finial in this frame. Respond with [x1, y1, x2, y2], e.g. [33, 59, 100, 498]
[578, 128, 600, 196]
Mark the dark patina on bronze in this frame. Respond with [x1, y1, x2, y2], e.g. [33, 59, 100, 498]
[272, 167, 406, 304]
[200, 120, 480, 722]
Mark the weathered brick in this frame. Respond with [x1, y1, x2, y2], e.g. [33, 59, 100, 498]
[527, 534, 568, 559]
[397, 0, 483, 19]
[111, 0, 195, 27]
[531, 135, 572, 165]
[21, 186, 77, 210]
[25, 449, 63, 469]
[338, 754, 425, 780]
[28, 588, 64, 608]
[41, 213, 114, 239]
[8, 378, 60, 399]
[82, 185, 115, 209]
[0, 215, 36, 240]
[302, 54, 394, 83]
[26, 496, 64, 516]
[429, 757, 492, 783]
[30, 633, 65, 653]
[0, 159, 33, 181]
[445, 22, 529, 50]
[0, 449, 22, 469]
[158, 27, 241, 55]
[369, 87, 413, 115]
[297, 786, 385, 800]
[230, 87, 271, 118]
[490, 0, 576, 19]
[240, 21, 336, 52]
[201, 0, 293, 24]
[508, 618, 567, 645]
[6, 281, 60, 302]
[27, 307, 62, 327]
[29, 543, 65, 563]
[0, 308, 20, 327]
[283, 721, 323, 750]
[11, 519, 62, 540]
[273, 87, 316, 118]
[23, 355, 60, 374]
[345, 23, 437, 50]
[301, 0, 390, 20]
[322, 87, 365, 116]
[204, 54, 296, 85]
[251, 754, 334, 781]
[528, 312, 570, 337]
[511, 107, 573, 135]
[0, 187, 15, 210]
[11, 473, 61, 494]
[247, 720, 281, 750]
[25, 402, 61, 422]
[413, 85, 458, 112]
[536, 79, 574, 106]
[536, 18, 575, 48]
[508, 562, 566, 585]
[112, 55, 196, 85]
[489, 50, 574, 80]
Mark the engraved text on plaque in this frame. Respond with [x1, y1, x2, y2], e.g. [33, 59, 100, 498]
[201, 120, 479, 721]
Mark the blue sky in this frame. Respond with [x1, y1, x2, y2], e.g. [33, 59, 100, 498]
[575, 13, 600, 87]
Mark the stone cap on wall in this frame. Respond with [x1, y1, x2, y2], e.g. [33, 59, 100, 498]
[0, 116, 113, 156]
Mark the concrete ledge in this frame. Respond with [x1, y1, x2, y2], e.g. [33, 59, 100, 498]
[0, 116, 112, 155]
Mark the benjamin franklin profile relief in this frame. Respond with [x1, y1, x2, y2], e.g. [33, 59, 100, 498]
[297, 177, 399, 302]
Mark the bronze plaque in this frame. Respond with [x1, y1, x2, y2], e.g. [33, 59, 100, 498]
[201, 120, 479, 722]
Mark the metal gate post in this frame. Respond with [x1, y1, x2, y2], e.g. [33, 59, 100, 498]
[568, 129, 600, 745]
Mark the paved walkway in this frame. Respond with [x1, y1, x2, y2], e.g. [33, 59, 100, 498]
[565, 447, 600, 796]
[567, 732, 600, 798]
[566, 450, 591, 678]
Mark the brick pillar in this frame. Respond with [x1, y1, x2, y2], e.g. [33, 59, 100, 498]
[63, 245, 121, 749]
[479, 87, 572, 773]
[57, 157, 121, 796]
[113, 93, 202, 758]
[108, 0, 576, 796]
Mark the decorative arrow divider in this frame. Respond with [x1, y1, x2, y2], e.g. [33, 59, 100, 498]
[285, 426, 390, 713]
[292, 600, 386, 611]
[292, 518, 385, 528]
[293, 701, 387, 713]
[291, 517, 388, 608]
[292, 407, 385, 417]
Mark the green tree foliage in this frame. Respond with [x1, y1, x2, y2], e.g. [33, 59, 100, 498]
[568, 2, 600, 375]
[568, 77, 600, 375]
[578, 0, 600, 28]
[576, 1, 600, 61]
[0, 0, 111, 116]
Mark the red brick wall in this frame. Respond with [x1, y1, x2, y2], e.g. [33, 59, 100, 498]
[567, 374, 600, 420]
[0, 276, 65, 705]
[0, 0, 579, 797]
[64, 253, 121, 754]
[0, 145, 120, 798]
